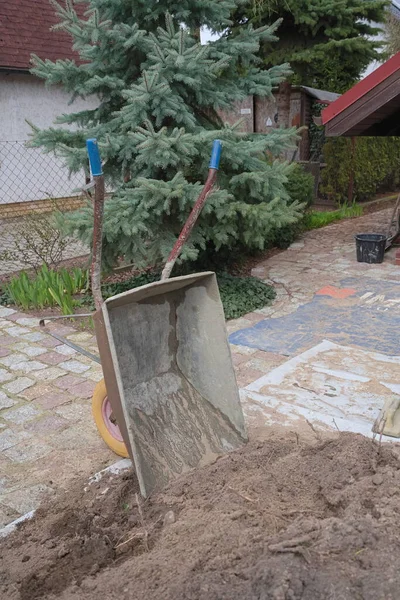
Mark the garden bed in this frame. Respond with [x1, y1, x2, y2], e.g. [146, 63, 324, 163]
[0, 267, 276, 326]
[1, 432, 400, 600]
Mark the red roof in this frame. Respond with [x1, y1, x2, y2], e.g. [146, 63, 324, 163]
[0, 0, 81, 70]
[322, 52, 400, 125]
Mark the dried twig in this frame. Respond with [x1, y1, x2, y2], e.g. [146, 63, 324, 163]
[268, 530, 318, 563]
[136, 493, 149, 552]
[228, 486, 259, 504]
[114, 494, 152, 552]
[115, 531, 147, 550]
[378, 429, 384, 456]
[268, 531, 318, 552]
[305, 419, 322, 441]
[372, 413, 387, 453]
[332, 419, 340, 433]
[269, 545, 311, 563]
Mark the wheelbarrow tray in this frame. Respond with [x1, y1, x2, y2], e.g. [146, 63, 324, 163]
[94, 272, 247, 497]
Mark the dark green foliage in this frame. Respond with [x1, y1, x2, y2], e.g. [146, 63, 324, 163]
[102, 271, 160, 298]
[271, 220, 303, 249]
[217, 273, 276, 319]
[266, 202, 364, 249]
[270, 163, 314, 248]
[285, 163, 314, 208]
[0, 288, 13, 307]
[30, 0, 304, 271]
[321, 137, 400, 203]
[100, 270, 276, 320]
[229, 0, 388, 92]
[309, 102, 326, 161]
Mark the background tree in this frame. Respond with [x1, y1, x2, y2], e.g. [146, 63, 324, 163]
[29, 0, 304, 270]
[385, 9, 400, 55]
[230, 0, 388, 93]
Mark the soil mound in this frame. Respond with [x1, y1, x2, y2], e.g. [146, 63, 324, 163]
[2, 432, 400, 599]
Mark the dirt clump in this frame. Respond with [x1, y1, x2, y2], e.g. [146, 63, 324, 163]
[2, 432, 400, 600]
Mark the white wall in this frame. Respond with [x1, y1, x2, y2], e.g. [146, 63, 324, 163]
[0, 72, 98, 203]
[0, 71, 97, 140]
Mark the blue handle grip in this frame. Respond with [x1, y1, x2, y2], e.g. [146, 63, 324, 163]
[209, 139, 222, 170]
[86, 138, 103, 176]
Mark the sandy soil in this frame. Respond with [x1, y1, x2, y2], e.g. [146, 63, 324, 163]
[1, 431, 400, 600]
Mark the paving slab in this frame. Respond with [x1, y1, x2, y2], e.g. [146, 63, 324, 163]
[2, 405, 43, 425]
[3, 377, 34, 394]
[230, 207, 400, 439]
[0, 312, 114, 527]
[0, 392, 15, 410]
[241, 341, 400, 437]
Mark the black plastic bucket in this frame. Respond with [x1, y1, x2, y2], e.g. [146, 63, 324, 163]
[355, 233, 386, 264]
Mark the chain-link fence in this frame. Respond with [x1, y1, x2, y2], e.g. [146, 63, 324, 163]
[0, 141, 87, 210]
[0, 141, 89, 276]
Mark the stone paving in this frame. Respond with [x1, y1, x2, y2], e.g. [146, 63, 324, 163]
[228, 207, 400, 435]
[0, 311, 113, 527]
[0, 206, 399, 527]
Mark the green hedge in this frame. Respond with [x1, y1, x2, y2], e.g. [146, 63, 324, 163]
[285, 163, 315, 208]
[321, 137, 400, 203]
[270, 163, 314, 249]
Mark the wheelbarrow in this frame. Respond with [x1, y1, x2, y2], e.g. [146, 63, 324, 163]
[40, 139, 247, 497]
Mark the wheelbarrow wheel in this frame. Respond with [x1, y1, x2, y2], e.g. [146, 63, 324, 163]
[92, 379, 129, 458]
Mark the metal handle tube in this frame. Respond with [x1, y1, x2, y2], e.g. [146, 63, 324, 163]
[161, 140, 222, 280]
[86, 139, 105, 311]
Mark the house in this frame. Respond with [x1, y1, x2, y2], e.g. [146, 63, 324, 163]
[0, 0, 97, 216]
[0, 1, 372, 215]
[221, 85, 339, 162]
[321, 52, 400, 137]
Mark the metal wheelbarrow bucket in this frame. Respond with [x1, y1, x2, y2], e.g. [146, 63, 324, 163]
[41, 139, 247, 497]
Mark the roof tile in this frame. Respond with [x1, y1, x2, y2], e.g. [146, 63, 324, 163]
[0, 0, 83, 69]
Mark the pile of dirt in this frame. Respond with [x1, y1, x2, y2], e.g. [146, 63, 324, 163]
[2, 432, 400, 599]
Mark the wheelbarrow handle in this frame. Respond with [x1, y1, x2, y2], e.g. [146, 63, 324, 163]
[87, 139, 103, 176]
[209, 139, 222, 170]
[86, 139, 105, 311]
[161, 140, 222, 280]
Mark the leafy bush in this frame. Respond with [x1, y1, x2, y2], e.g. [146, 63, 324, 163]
[271, 221, 303, 250]
[100, 271, 276, 320]
[0, 206, 70, 273]
[5, 265, 87, 315]
[270, 163, 314, 249]
[309, 102, 326, 161]
[321, 137, 400, 203]
[285, 163, 315, 208]
[216, 273, 276, 319]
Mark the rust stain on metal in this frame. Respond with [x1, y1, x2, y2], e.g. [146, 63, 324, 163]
[161, 170, 218, 280]
[91, 174, 105, 311]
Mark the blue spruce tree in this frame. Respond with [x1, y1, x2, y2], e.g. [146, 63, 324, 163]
[30, 0, 303, 269]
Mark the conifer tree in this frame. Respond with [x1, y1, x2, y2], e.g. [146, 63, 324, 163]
[230, 0, 388, 93]
[30, 0, 303, 269]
